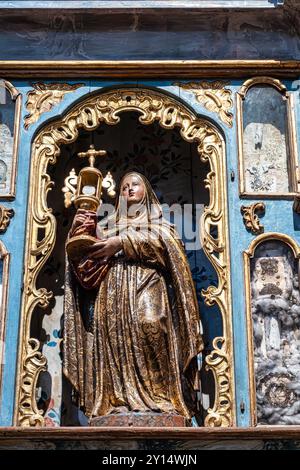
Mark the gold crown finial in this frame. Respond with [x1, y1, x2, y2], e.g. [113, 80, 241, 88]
[77, 144, 107, 168]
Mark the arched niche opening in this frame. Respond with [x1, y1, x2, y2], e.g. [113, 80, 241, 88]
[17, 88, 233, 428]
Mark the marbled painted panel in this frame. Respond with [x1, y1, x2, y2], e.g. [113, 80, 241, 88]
[0, 5, 299, 60]
[251, 241, 300, 424]
[243, 86, 290, 194]
[0, 87, 15, 197]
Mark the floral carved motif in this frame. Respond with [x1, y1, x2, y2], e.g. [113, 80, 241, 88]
[0, 205, 14, 233]
[24, 82, 83, 129]
[174, 81, 233, 128]
[241, 202, 265, 235]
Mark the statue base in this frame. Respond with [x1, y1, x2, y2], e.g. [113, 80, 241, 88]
[66, 234, 97, 260]
[89, 413, 191, 427]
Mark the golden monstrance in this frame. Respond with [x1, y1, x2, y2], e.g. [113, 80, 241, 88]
[62, 144, 116, 258]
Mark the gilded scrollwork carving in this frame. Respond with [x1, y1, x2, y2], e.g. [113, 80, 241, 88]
[16, 88, 234, 427]
[241, 202, 265, 235]
[205, 337, 231, 427]
[174, 80, 233, 128]
[18, 339, 47, 427]
[0, 205, 14, 233]
[62, 168, 78, 208]
[0, 80, 21, 199]
[24, 82, 84, 129]
[238, 76, 287, 100]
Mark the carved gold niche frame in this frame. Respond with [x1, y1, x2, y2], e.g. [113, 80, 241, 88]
[237, 77, 298, 199]
[244, 232, 300, 426]
[15, 88, 234, 427]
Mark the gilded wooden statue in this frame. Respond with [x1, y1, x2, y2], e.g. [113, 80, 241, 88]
[63, 161, 203, 426]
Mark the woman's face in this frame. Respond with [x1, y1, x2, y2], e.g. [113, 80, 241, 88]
[121, 175, 145, 206]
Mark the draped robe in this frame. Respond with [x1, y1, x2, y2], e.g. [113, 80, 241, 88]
[63, 181, 203, 420]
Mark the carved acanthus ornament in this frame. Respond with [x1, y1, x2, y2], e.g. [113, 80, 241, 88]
[0, 205, 14, 233]
[24, 82, 83, 129]
[16, 88, 234, 427]
[18, 339, 47, 427]
[174, 81, 233, 127]
[241, 202, 265, 235]
[205, 337, 231, 426]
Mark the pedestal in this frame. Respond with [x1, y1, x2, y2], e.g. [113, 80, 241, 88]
[89, 413, 190, 427]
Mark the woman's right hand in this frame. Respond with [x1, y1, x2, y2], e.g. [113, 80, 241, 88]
[87, 236, 122, 263]
[70, 209, 97, 236]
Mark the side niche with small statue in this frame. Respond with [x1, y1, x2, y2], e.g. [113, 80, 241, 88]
[245, 236, 300, 425]
[0, 80, 21, 199]
[237, 77, 298, 198]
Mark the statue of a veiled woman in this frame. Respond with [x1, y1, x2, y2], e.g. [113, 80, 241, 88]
[63, 172, 203, 426]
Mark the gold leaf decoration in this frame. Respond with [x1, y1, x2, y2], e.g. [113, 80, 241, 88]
[0, 205, 14, 233]
[175, 80, 233, 128]
[205, 337, 231, 427]
[241, 202, 265, 235]
[24, 82, 83, 129]
[18, 339, 47, 427]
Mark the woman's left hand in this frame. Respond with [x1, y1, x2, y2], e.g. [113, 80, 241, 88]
[87, 236, 122, 263]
